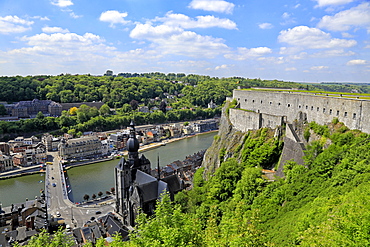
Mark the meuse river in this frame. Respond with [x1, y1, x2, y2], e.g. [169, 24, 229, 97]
[0, 132, 216, 207]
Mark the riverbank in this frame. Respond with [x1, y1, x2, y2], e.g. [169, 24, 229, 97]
[0, 130, 218, 179]
[65, 129, 218, 170]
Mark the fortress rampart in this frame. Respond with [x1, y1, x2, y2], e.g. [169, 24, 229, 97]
[229, 108, 284, 132]
[232, 90, 370, 133]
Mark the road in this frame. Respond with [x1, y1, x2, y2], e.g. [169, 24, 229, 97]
[45, 152, 115, 228]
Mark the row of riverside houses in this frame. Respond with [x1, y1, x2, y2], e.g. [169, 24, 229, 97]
[0, 136, 47, 172]
[0, 119, 218, 173]
[57, 119, 218, 162]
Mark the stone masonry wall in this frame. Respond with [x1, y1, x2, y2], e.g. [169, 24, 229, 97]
[229, 108, 284, 132]
[233, 90, 370, 133]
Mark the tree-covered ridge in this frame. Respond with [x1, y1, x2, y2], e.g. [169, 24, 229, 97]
[0, 74, 302, 107]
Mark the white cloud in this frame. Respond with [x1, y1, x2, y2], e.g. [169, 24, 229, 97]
[188, 0, 235, 14]
[225, 47, 272, 60]
[311, 65, 329, 70]
[99, 10, 130, 27]
[51, 0, 73, 7]
[341, 32, 354, 38]
[281, 12, 296, 25]
[318, 3, 370, 32]
[285, 67, 297, 71]
[282, 12, 290, 19]
[32, 16, 50, 21]
[130, 24, 183, 40]
[314, 0, 355, 7]
[21, 33, 105, 47]
[42, 26, 69, 33]
[278, 26, 357, 49]
[156, 12, 237, 30]
[70, 12, 82, 19]
[0, 16, 33, 34]
[215, 64, 228, 70]
[311, 49, 355, 57]
[130, 23, 228, 58]
[346, 59, 367, 65]
[259, 23, 273, 29]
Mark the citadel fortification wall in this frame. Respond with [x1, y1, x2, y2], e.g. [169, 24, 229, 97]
[232, 90, 370, 133]
[229, 108, 284, 132]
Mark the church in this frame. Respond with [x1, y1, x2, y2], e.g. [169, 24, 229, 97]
[114, 121, 183, 227]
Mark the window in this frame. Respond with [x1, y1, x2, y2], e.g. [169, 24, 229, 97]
[311, 106, 313, 110]
[344, 112, 348, 117]
[337, 110, 339, 116]
[252, 100, 255, 103]
[261, 100, 263, 104]
[269, 102, 272, 105]
[278, 102, 281, 106]
[244, 99, 247, 102]
[323, 108, 326, 113]
[288, 104, 291, 107]
[306, 105, 308, 109]
[329, 109, 332, 115]
[353, 113, 356, 119]
[317, 107, 320, 111]
[298, 105, 301, 109]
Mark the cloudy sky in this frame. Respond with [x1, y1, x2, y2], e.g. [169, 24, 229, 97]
[0, 0, 369, 83]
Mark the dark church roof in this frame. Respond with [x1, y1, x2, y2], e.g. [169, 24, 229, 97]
[135, 170, 168, 202]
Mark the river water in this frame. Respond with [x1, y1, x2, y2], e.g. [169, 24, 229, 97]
[0, 132, 216, 207]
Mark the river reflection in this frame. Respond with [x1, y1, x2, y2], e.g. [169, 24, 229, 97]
[0, 173, 45, 207]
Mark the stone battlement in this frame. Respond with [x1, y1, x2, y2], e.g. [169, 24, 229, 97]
[232, 89, 370, 133]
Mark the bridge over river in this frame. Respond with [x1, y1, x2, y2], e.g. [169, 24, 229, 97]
[45, 152, 115, 228]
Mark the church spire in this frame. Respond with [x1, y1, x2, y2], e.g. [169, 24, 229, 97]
[126, 120, 140, 168]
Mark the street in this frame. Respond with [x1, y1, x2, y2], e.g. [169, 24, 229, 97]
[46, 152, 116, 228]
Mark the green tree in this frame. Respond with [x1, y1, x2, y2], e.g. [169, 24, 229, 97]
[0, 104, 7, 115]
[100, 104, 111, 116]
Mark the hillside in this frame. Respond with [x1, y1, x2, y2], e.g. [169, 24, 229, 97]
[20, 101, 370, 246]
[142, 103, 370, 246]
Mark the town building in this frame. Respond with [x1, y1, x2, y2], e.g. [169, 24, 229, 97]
[58, 136, 102, 160]
[10, 99, 62, 118]
[208, 100, 217, 109]
[0, 154, 14, 172]
[42, 134, 60, 152]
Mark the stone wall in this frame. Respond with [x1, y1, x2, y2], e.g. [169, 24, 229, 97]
[229, 108, 284, 132]
[233, 90, 370, 133]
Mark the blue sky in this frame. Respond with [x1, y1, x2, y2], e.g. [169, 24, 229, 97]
[0, 0, 369, 83]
